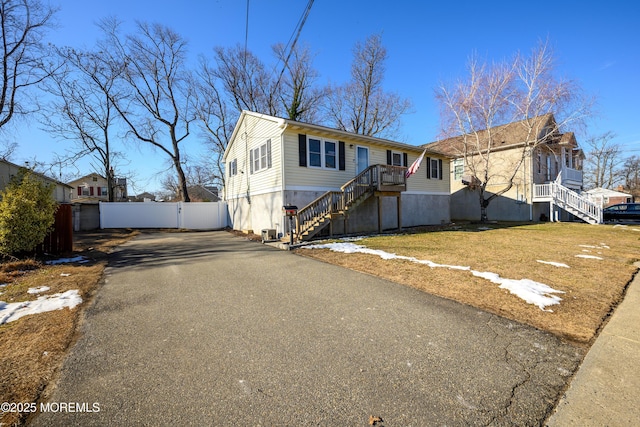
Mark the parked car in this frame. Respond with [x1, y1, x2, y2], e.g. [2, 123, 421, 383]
[603, 203, 640, 222]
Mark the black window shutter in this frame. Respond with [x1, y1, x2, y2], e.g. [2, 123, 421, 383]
[298, 134, 307, 167]
[438, 159, 443, 180]
[338, 141, 346, 170]
[426, 157, 431, 179]
[403, 153, 408, 167]
[386, 150, 392, 165]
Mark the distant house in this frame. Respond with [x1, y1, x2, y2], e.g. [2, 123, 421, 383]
[129, 192, 157, 202]
[68, 173, 128, 202]
[423, 114, 601, 224]
[188, 185, 219, 202]
[585, 187, 633, 208]
[0, 159, 72, 203]
[223, 111, 451, 240]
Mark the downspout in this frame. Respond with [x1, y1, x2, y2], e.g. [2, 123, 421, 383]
[278, 119, 287, 238]
[528, 151, 533, 221]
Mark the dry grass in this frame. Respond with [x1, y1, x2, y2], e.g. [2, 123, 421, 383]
[0, 229, 138, 427]
[298, 222, 640, 345]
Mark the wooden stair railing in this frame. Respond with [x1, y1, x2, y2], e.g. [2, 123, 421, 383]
[293, 164, 407, 241]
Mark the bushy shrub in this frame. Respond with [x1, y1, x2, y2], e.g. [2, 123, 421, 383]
[0, 170, 57, 256]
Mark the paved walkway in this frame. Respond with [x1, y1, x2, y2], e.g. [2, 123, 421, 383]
[33, 231, 582, 426]
[546, 262, 640, 426]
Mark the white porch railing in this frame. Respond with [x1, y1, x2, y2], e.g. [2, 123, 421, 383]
[561, 166, 582, 186]
[534, 182, 602, 224]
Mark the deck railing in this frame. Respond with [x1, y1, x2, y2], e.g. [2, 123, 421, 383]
[535, 182, 602, 224]
[294, 164, 407, 239]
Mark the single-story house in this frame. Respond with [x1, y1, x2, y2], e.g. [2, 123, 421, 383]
[223, 111, 451, 240]
[423, 114, 600, 224]
[585, 187, 633, 208]
[0, 159, 72, 203]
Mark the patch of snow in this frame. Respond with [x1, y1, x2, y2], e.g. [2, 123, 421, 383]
[27, 286, 50, 294]
[60, 273, 71, 277]
[472, 271, 563, 312]
[575, 254, 603, 260]
[579, 244, 609, 250]
[45, 256, 88, 265]
[0, 290, 82, 325]
[477, 227, 493, 231]
[537, 260, 570, 268]
[304, 241, 564, 311]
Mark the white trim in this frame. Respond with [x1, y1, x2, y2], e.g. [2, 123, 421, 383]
[285, 185, 340, 192]
[403, 191, 450, 196]
[306, 135, 338, 170]
[226, 185, 283, 200]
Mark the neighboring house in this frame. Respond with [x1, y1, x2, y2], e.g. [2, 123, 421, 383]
[223, 111, 451, 240]
[423, 114, 601, 224]
[585, 187, 633, 208]
[188, 185, 219, 202]
[68, 173, 128, 202]
[129, 192, 157, 202]
[0, 159, 72, 203]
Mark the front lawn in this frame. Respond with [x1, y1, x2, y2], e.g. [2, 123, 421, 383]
[298, 222, 640, 344]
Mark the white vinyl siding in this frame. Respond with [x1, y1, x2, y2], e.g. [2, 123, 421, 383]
[283, 130, 450, 194]
[224, 114, 283, 200]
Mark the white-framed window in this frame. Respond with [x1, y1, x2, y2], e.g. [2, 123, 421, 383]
[453, 158, 464, 180]
[308, 136, 337, 169]
[228, 159, 237, 177]
[250, 140, 271, 174]
[309, 137, 322, 167]
[325, 141, 337, 169]
[82, 187, 90, 196]
[392, 152, 403, 166]
[99, 187, 108, 196]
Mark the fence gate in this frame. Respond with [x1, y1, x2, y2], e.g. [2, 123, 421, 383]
[38, 203, 73, 254]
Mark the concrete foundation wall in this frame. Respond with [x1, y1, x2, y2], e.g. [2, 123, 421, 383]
[451, 188, 532, 222]
[227, 192, 284, 236]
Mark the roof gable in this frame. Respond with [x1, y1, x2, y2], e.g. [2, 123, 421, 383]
[422, 114, 573, 156]
[225, 110, 451, 160]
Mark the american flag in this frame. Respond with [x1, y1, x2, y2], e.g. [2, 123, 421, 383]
[406, 149, 427, 178]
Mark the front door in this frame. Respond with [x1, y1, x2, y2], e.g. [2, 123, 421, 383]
[356, 146, 369, 174]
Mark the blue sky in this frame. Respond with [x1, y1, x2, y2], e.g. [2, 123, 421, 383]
[10, 0, 640, 194]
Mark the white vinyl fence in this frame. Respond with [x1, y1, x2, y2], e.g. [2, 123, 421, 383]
[100, 202, 228, 230]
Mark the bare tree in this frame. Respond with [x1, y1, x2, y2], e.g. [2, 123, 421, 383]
[0, 0, 57, 129]
[213, 45, 278, 116]
[41, 45, 125, 201]
[583, 131, 621, 189]
[0, 140, 17, 159]
[436, 40, 592, 221]
[192, 57, 235, 190]
[103, 20, 194, 202]
[621, 155, 640, 197]
[326, 33, 411, 138]
[272, 42, 325, 122]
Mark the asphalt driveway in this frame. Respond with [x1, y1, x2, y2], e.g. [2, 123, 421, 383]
[33, 231, 582, 426]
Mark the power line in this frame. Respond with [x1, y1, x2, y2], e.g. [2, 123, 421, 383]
[244, 0, 250, 69]
[273, 0, 314, 88]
